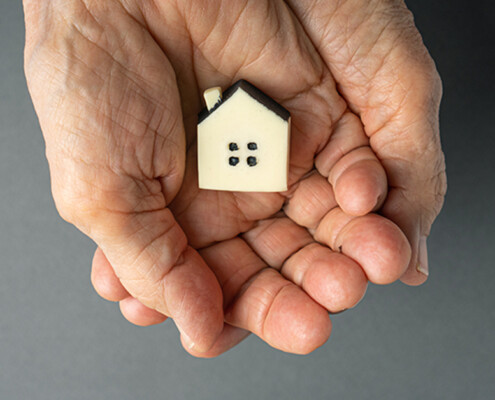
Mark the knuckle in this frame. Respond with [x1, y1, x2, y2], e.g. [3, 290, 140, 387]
[54, 199, 77, 225]
[52, 181, 102, 232]
[416, 62, 443, 106]
[49, 162, 117, 232]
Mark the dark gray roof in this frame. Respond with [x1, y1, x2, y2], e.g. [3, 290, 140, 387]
[198, 80, 290, 124]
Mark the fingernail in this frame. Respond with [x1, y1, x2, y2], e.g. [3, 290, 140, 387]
[329, 308, 348, 315]
[179, 329, 196, 351]
[416, 236, 429, 277]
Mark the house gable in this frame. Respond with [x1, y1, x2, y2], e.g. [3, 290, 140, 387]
[198, 80, 290, 124]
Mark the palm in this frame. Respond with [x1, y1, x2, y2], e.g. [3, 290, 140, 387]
[154, 1, 335, 237]
[25, 0, 444, 356]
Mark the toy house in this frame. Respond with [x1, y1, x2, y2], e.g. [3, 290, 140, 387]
[197, 80, 291, 192]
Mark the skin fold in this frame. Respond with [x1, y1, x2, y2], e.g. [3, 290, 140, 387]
[23, 0, 446, 357]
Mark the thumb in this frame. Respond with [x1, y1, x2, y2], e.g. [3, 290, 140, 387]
[95, 209, 224, 352]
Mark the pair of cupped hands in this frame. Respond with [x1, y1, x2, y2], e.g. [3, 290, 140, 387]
[24, 0, 446, 356]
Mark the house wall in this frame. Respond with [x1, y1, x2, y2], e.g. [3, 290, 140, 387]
[198, 90, 290, 192]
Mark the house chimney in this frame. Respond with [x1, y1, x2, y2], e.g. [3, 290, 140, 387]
[203, 87, 223, 111]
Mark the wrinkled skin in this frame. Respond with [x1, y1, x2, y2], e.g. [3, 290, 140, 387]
[23, 0, 446, 356]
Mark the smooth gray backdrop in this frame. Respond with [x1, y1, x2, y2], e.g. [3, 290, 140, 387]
[1, 1, 494, 399]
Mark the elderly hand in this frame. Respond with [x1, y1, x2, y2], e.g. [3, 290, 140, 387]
[23, 0, 445, 357]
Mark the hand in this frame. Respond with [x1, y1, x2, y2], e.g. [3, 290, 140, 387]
[23, 0, 445, 356]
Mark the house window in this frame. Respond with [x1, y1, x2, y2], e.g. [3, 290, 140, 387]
[229, 157, 240, 166]
[247, 156, 257, 167]
[228, 142, 258, 167]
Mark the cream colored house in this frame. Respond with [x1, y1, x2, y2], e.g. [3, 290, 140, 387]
[197, 80, 291, 192]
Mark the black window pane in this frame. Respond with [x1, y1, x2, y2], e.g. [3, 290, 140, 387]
[229, 142, 239, 151]
[229, 157, 240, 166]
[247, 142, 258, 150]
[247, 156, 257, 167]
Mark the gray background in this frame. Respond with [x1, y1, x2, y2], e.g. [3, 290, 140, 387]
[1, 0, 494, 399]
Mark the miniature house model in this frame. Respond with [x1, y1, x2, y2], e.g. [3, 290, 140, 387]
[197, 80, 291, 192]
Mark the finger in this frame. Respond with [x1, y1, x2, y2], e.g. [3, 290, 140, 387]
[383, 190, 431, 286]
[181, 324, 251, 359]
[282, 244, 367, 313]
[92, 212, 223, 349]
[200, 239, 331, 354]
[316, 112, 388, 216]
[242, 217, 313, 269]
[314, 209, 411, 284]
[91, 247, 129, 302]
[92, 247, 169, 327]
[284, 114, 387, 228]
[284, 171, 338, 230]
[99, 212, 224, 353]
[226, 268, 331, 354]
[243, 218, 368, 312]
[119, 297, 168, 327]
[200, 238, 267, 309]
[286, 0, 446, 283]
